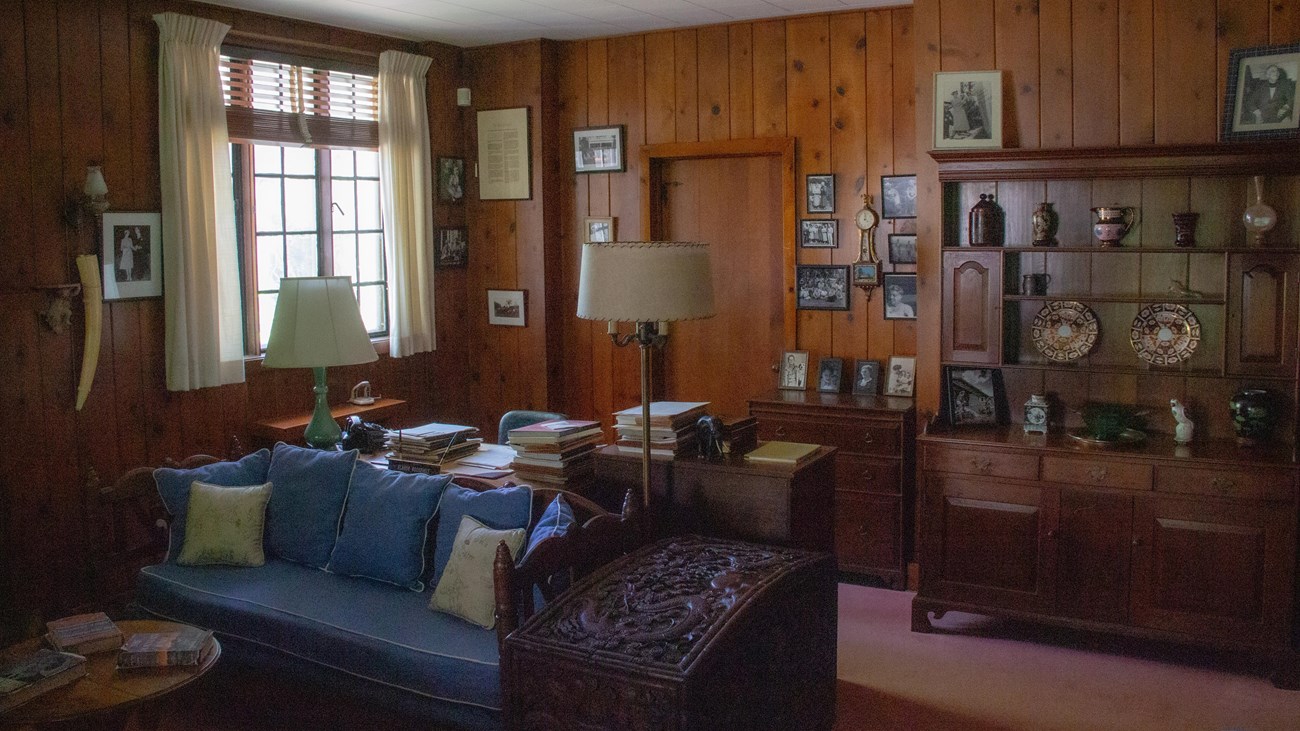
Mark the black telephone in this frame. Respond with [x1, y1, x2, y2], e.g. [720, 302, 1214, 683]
[342, 416, 387, 453]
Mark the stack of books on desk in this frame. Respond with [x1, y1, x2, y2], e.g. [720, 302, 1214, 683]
[508, 419, 603, 486]
[718, 415, 758, 454]
[612, 401, 710, 458]
[384, 422, 481, 474]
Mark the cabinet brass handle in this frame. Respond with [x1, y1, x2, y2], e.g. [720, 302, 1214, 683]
[1088, 466, 1108, 482]
[1211, 477, 1235, 492]
[863, 433, 875, 445]
[970, 457, 993, 474]
[775, 426, 786, 437]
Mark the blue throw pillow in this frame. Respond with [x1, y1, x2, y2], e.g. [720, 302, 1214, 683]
[155, 449, 272, 562]
[432, 485, 532, 586]
[524, 494, 576, 558]
[264, 443, 359, 569]
[327, 468, 450, 590]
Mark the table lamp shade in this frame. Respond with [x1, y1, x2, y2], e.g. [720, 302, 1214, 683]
[263, 276, 378, 368]
[577, 242, 715, 323]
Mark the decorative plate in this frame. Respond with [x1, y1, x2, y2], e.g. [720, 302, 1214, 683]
[1031, 301, 1100, 362]
[1067, 428, 1147, 448]
[1129, 303, 1201, 365]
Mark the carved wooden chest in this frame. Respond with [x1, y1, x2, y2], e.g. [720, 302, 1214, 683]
[504, 535, 837, 730]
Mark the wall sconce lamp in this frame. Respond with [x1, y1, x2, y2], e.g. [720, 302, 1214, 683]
[65, 165, 110, 227]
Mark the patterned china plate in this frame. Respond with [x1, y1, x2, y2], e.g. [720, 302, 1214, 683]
[1031, 301, 1099, 362]
[1129, 303, 1200, 365]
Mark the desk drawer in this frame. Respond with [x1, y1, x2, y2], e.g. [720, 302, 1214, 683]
[836, 454, 901, 495]
[926, 446, 1038, 480]
[1154, 466, 1295, 501]
[758, 415, 899, 456]
[1042, 456, 1151, 491]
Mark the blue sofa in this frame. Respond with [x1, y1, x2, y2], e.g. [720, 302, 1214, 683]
[123, 452, 635, 730]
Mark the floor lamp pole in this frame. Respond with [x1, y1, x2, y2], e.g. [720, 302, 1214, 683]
[639, 334, 652, 509]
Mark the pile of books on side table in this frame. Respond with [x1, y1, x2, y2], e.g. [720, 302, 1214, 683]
[508, 419, 604, 487]
[0, 611, 123, 712]
[612, 401, 710, 458]
[384, 422, 481, 474]
[116, 626, 214, 670]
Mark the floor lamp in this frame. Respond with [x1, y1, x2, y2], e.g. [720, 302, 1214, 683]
[576, 242, 715, 509]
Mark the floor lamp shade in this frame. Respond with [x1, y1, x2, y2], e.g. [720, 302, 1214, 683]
[577, 242, 715, 322]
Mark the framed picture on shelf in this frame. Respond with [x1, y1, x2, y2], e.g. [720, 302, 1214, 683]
[101, 211, 163, 301]
[883, 356, 916, 398]
[778, 350, 810, 390]
[584, 217, 615, 243]
[796, 264, 851, 311]
[1223, 43, 1300, 140]
[882, 273, 917, 320]
[887, 234, 917, 265]
[574, 125, 626, 173]
[806, 174, 835, 213]
[816, 357, 844, 393]
[880, 175, 917, 219]
[944, 367, 1000, 426]
[934, 71, 1003, 149]
[851, 359, 881, 396]
[436, 157, 465, 203]
[435, 227, 468, 269]
[800, 219, 837, 248]
[487, 289, 527, 327]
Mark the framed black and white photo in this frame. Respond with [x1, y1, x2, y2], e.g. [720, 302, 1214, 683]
[796, 264, 851, 311]
[851, 359, 881, 396]
[573, 125, 626, 173]
[945, 367, 1000, 426]
[882, 273, 917, 320]
[779, 350, 809, 390]
[816, 357, 844, 393]
[101, 212, 162, 300]
[436, 157, 465, 203]
[880, 174, 917, 219]
[435, 227, 468, 269]
[800, 219, 837, 248]
[487, 289, 527, 327]
[884, 356, 916, 398]
[806, 174, 835, 213]
[1223, 43, 1300, 140]
[934, 71, 1002, 149]
[888, 234, 917, 265]
[584, 217, 615, 243]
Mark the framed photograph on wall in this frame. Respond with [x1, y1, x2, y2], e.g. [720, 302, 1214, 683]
[436, 157, 465, 203]
[477, 107, 531, 200]
[816, 357, 844, 393]
[101, 211, 163, 301]
[880, 175, 917, 219]
[806, 174, 835, 213]
[796, 264, 851, 311]
[883, 356, 916, 398]
[800, 219, 837, 248]
[888, 234, 917, 265]
[778, 350, 810, 390]
[487, 289, 527, 327]
[882, 273, 917, 320]
[1223, 43, 1300, 140]
[934, 71, 1003, 149]
[435, 227, 468, 269]
[584, 217, 615, 243]
[944, 366, 1001, 426]
[574, 125, 626, 173]
[851, 359, 881, 396]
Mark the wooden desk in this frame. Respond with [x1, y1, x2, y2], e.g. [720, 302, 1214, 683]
[250, 398, 407, 447]
[591, 444, 836, 552]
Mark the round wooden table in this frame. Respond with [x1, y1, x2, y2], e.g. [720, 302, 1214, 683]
[1, 619, 220, 731]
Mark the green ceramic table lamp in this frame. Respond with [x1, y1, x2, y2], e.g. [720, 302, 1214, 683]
[262, 276, 378, 449]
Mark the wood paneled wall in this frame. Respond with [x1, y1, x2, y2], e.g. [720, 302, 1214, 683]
[0, 0, 461, 633]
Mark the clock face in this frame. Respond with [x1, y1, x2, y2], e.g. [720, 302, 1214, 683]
[856, 206, 878, 230]
[1026, 407, 1046, 424]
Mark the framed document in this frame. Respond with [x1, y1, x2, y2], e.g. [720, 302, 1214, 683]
[476, 107, 531, 200]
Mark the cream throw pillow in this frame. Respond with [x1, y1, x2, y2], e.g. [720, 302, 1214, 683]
[177, 480, 273, 566]
[429, 515, 525, 628]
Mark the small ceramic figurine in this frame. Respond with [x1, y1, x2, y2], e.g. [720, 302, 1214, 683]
[1170, 399, 1194, 444]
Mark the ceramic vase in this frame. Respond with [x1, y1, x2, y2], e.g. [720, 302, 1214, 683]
[1031, 202, 1057, 247]
[1242, 176, 1277, 246]
[1229, 388, 1274, 446]
[968, 194, 1004, 247]
[1172, 212, 1198, 248]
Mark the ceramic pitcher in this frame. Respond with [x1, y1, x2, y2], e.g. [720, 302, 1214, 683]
[1091, 206, 1137, 246]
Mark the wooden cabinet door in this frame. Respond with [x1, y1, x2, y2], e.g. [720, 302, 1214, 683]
[835, 490, 901, 583]
[942, 250, 1002, 364]
[1130, 495, 1295, 647]
[918, 473, 1056, 612]
[1055, 489, 1133, 624]
[1227, 253, 1299, 377]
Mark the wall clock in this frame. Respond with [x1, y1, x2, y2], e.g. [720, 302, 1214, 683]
[852, 193, 882, 300]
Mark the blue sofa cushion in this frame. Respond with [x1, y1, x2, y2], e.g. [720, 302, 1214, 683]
[265, 443, 358, 568]
[327, 468, 451, 590]
[524, 494, 576, 558]
[154, 449, 272, 562]
[432, 485, 531, 586]
[135, 560, 503, 713]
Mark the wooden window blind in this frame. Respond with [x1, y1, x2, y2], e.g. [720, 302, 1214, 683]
[221, 53, 379, 149]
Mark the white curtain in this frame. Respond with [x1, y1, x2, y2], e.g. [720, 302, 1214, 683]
[154, 12, 244, 390]
[378, 50, 437, 357]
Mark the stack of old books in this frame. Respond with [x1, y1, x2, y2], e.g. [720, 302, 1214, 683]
[743, 440, 820, 468]
[45, 612, 123, 655]
[116, 626, 214, 670]
[718, 415, 758, 454]
[0, 648, 87, 712]
[613, 401, 710, 458]
[508, 419, 603, 486]
[384, 422, 481, 474]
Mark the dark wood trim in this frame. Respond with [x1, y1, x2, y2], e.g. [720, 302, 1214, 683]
[931, 142, 1300, 181]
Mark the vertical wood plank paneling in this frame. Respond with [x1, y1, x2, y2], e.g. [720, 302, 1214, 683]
[1119, 0, 1155, 145]
[788, 16, 833, 358]
[914, 0, 942, 414]
[865, 11, 894, 362]
[939, 0, 997, 69]
[890, 9, 916, 174]
[1039, 0, 1074, 147]
[644, 32, 675, 144]
[697, 26, 730, 142]
[1153, 0, 1217, 143]
[1271, 0, 1300, 43]
[1072, 0, 1119, 147]
[515, 41, 547, 414]
[674, 30, 699, 143]
[1218, 0, 1270, 130]
[606, 35, 644, 410]
[831, 12, 868, 361]
[556, 42, 593, 420]
[585, 39, 613, 422]
[752, 20, 787, 137]
[995, 0, 1041, 149]
[728, 24, 754, 139]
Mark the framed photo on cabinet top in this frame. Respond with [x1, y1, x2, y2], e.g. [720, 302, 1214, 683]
[806, 174, 835, 213]
[883, 356, 916, 398]
[800, 219, 837, 248]
[779, 350, 810, 390]
[880, 175, 917, 219]
[944, 367, 999, 426]
[816, 357, 844, 393]
[851, 359, 881, 396]
[1223, 43, 1300, 140]
[934, 71, 1002, 149]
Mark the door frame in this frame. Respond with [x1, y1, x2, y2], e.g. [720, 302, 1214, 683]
[640, 138, 797, 350]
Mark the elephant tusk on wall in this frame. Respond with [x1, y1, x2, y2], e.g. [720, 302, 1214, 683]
[75, 254, 102, 411]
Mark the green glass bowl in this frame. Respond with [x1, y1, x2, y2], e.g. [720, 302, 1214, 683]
[1079, 403, 1141, 442]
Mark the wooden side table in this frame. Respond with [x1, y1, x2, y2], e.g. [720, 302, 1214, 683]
[249, 397, 407, 448]
[1, 620, 220, 731]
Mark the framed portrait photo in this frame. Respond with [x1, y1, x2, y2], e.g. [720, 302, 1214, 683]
[882, 273, 917, 320]
[883, 356, 916, 398]
[880, 174, 917, 219]
[816, 357, 844, 393]
[851, 359, 881, 396]
[436, 157, 465, 203]
[888, 234, 917, 265]
[585, 216, 615, 243]
[435, 227, 468, 269]
[934, 71, 1003, 149]
[944, 366, 1001, 426]
[487, 289, 527, 327]
[796, 264, 851, 311]
[778, 350, 810, 390]
[806, 174, 835, 213]
[800, 219, 838, 248]
[574, 125, 626, 173]
[101, 212, 163, 301]
[1223, 43, 1300, 140]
